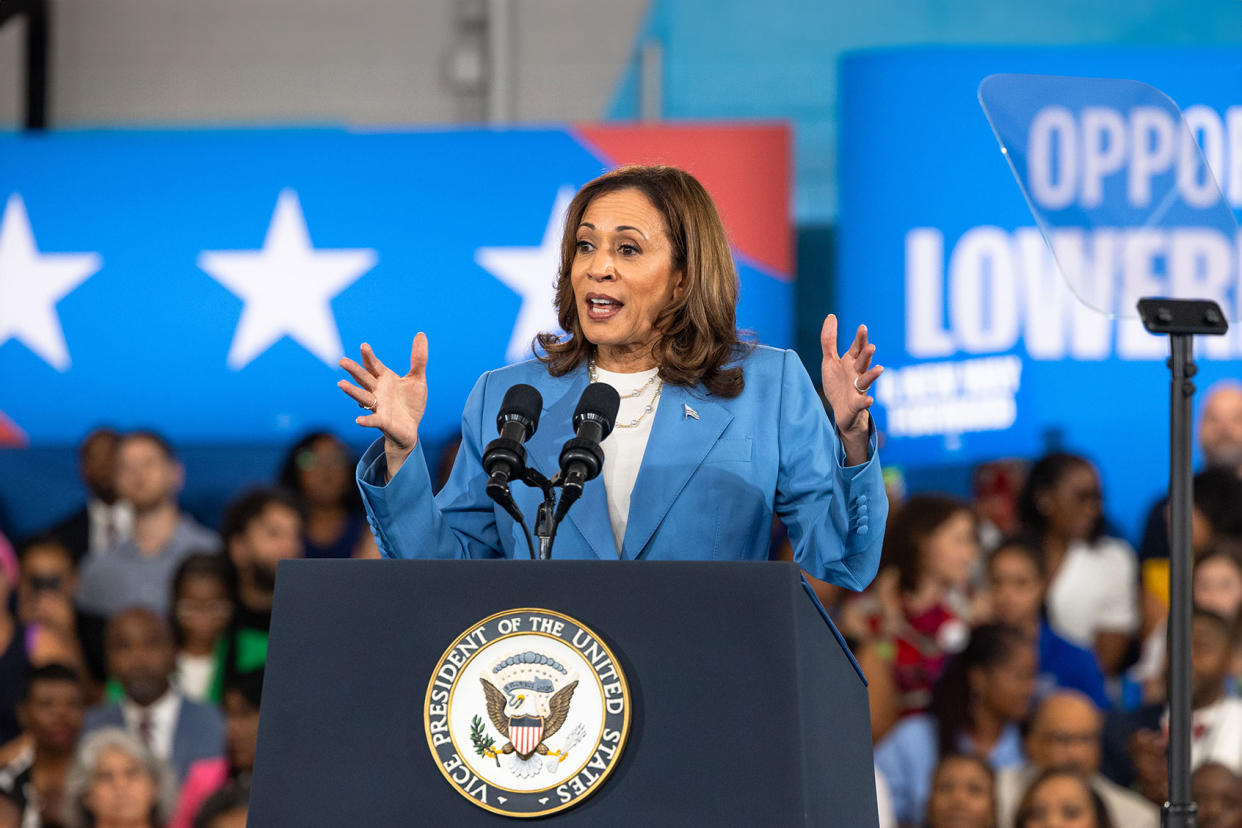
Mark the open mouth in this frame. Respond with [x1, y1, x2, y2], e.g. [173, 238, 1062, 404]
[585, 295, 624, 321]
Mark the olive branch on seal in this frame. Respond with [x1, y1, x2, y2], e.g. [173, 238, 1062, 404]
[470, 715, 500, 766]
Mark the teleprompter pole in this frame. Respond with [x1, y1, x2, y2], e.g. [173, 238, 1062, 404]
[1137, 298, 1229, 828]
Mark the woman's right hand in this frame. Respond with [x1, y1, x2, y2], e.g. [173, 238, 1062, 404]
[338, 334, 429, 480]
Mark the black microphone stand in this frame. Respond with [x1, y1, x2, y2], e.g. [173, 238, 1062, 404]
[519, 467, 561, 561]
[1137, 298, 1228, 828]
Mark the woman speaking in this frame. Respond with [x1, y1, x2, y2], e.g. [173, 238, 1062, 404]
[337, 165, 887, 591]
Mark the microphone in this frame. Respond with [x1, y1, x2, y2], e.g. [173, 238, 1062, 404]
[483, 384, 543, 516]
[554, 383, 621, 521]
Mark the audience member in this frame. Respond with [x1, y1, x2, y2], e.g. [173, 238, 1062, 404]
[973, 460, 1027, 554]
[1140, 381, 1242, 571]
[1017, 453, 1138, 675]
[1190, 469, 1242, 553]
[985, 538, 1109, 709]
[925, 753, 996, 828]
[1103, 609, 1242, 798]
[1129, 542, 1242, 704]
[1014, 768, 1113, 828]
[170, 556, 233, 704]
[170, 670, 261, 828]
[874, 623, 1035, 827]
[1194, 762, 1242, 828]
[1196, 545, 1242, 626]
[61, 727, 175, 828]
[76, 432, 219, 618]
[82, 609, 223, 783]
[16, 535, 98, 685]
[1141, 468, 1242, 636]
[0, 664, 84, 827]
[216, 489, 302, 691]
[0, 545, 33, 746]
[1181, 609, 1242, 771]
[190, 779, 249, 828]
[867, 495, 982, 718]
[44, 429, 133, 564]
[994, 691, 1156, 828]
[278, 432, 375, 559]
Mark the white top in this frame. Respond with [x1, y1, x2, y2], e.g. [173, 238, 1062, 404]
[121, 687, 182, 764]
[1163, 696, 1242, 774]
[175, 651, 216, 702]
[593, 365, 661, 556]
[87, 497, 133, 555]
[875, 767, 896, 828]
[1045, 536, 1140, 648]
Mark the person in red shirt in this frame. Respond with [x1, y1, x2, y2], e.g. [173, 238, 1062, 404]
[867, 495, 982, 718]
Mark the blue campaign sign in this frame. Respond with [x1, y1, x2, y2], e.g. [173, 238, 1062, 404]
[0, 127, 793, 450]
[838, 47, 1242, 538]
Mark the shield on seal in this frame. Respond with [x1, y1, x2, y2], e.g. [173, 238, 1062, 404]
[509, 715, 544, 756]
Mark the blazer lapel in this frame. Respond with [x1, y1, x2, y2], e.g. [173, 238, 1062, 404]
[532, 370, 616, 561]
[620, 383, 732, 560]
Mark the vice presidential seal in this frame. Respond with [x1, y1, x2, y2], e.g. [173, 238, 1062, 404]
[424, 608, 631, 818]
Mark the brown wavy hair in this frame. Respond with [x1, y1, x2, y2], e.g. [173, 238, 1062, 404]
[534, 165, 752, 398]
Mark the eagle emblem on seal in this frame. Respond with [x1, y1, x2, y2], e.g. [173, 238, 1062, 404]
[476, 650, 580, 769]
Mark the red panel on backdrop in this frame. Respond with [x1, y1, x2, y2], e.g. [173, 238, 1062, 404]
[572, 124, 792, 279]
[0, 411, 27, 447]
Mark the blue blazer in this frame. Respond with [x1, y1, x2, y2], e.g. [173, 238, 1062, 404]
[82, 694, 224, 783]
[357, 346, 886, 590]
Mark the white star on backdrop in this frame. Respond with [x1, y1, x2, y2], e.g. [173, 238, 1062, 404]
[475, 186, 574, 363]
[199, 189, 377, 370]
[0, 194, 102, 371]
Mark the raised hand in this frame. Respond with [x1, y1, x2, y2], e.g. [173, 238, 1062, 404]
[820, 314, 883, 465]
[338, 334, 429, 478]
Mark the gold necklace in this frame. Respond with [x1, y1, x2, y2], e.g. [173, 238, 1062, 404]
[588, 361, 663, 429]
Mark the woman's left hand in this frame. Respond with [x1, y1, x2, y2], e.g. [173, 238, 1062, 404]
[820, 313, 883, 465]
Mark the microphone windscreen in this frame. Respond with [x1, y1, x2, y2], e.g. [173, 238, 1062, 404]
[499, 384, 543, 432]
[574, 382, 621, 433]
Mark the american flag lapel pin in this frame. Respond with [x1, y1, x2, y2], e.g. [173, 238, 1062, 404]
[684, 403, 699, 420]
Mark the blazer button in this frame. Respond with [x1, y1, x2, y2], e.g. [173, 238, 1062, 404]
[857, 503, 869, 516]
[856, 523, 869, 535]
[856, 494, 869, 505]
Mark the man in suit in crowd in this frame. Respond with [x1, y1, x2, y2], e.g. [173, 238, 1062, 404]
[82, 607, 223, 783]
[46, 428, 133, 564]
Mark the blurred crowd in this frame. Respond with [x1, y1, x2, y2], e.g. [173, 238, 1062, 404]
[0, 428, 380, 827]
[791, 379, 1242, 828]
[1, 381, 1241, 828]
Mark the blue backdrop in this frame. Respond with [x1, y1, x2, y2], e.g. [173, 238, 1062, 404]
[838, 47, 1242, 541]
[0, 128, 792, 537]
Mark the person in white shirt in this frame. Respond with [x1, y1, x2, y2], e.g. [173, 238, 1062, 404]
[1181, 610, 1242, 773]
[1124, 610, 1242, 805]
[80, 608, 223, 783]
[1016, 452, 1139, 675]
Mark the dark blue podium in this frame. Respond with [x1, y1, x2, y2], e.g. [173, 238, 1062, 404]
[249, 560, 878, 826]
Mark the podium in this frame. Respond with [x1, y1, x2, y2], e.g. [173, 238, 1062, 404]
[249, 560, 878, 826]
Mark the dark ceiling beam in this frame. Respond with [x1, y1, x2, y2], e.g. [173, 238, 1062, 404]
[0, 0, 50, 130]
